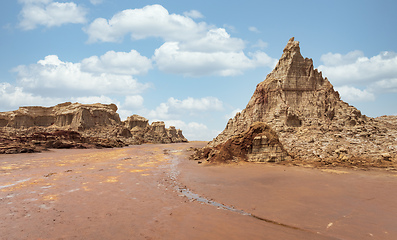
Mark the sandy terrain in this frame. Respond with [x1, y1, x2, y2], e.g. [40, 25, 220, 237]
[1, 142, 396, 240]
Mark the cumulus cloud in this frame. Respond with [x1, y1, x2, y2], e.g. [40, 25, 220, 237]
[0, 82, 61, 110]
[225, 108, 242, 120]
[248, 26, 260, 33]
[183, 10, 204, 19]
[84, 4, 277, 77]
[318, 51, 397, 92]
[180, 28, 245, 53]
[70, 95, 117, 105]
[369, 78, 397, 93]
[18, 0, 87, 30]
[252, 39, 268, 49]
[148, 96, 224, 119]
[317, 50, 397, 103]
[223, 24, 237, 33]
[123, 95, 144, 109]
[89, 0, 103, 5]
[13, 55, 150, 97]
[320, 50, 365, 66]
[84, 4, 208, 43]
[335, 85, 375, 102]
[81, 50, 152, 75]
[167, 97, 223, 111]
[153, 42, 276, 77]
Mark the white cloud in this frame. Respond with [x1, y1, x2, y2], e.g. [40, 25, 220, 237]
[320, 50, 365, 66]
[249, 51, 278, 68]
[153, 42, 276, 77]
[248, 26, 260, 33]
[252, 39, 268, 49]
[183, 10, 204, 19]
[13, 55, 150, 97]
[318, 51, 397, 90]
[167, 97, 223, 111]
[335, 85, 375, 102]
[370, 78, 397, 93]
[89, 0, 103, 5]
[70, 95, 117, 105]
[123, 95, 144, 109]
[180, 28, 245, 53]
[223, 24, 237, 33]
[225, 108, 241, 120]
[84, 4, 208, 43]
[81, 50, 152, 75]
[18, 0, 87, 30]
[148, 96, 224, 120]
[318, 50, 397, 105]
[85, 4, 277, 77]
[0, 82, 61, 110]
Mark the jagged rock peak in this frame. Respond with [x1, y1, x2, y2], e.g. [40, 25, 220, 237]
[209, 37, 365, 147]
[200, 38, 397, 167]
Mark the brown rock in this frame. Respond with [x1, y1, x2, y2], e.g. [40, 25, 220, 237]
[0, 102, 120, 130]
[124, 115, 149, 129]
[198, 37, 397, 169]
[0, 102, 188, 154]
[192, 122, 289, 163]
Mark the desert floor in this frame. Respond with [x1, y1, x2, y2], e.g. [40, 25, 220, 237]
[1, 142, 396, 240]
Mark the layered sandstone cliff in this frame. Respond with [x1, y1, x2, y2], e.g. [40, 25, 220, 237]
[197, 38, 396, 169]
[0, 102, 187, 154]
[0, 102, 120, 130]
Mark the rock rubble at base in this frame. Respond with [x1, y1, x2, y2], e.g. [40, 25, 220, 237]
[0, 102, 187, 154]
[196, 38, 397, 169]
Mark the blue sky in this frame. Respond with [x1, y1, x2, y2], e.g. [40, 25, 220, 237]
[1, 0, 396, 140]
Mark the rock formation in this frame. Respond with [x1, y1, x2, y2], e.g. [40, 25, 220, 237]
[0, 102, 187, 154]
[0, 102, 120, 130]
[124, 117, 188, 144]
[192, 122, 289, 163]
[196, 38, 397, 170]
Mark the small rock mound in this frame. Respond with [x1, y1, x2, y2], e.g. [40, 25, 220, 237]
[191, 122, 289, 163]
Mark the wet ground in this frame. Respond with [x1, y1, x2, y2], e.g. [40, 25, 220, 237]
[1, 142, 396, 239]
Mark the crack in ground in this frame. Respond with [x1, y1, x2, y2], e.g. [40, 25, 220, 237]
[162, 149, 328, 236]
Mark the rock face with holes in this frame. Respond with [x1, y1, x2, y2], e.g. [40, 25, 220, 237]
[199, 38, 397, 168]
[0, 102, 187, 153]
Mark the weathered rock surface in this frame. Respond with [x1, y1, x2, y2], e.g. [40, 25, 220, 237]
[200, 38, 397, 170]
[0, 102, 187, 154]
[124, 119, 188, 144]
[191, 122, 290, 163]
[0, 102, 120, 130]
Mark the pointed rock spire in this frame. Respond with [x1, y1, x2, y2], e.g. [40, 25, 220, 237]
[198, 38, 396, 166]
[209, 38, 365, 147]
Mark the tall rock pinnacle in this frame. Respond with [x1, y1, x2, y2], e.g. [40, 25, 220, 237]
[196, 38, 397, 166]
[193, 38, 397, 169]
[192, 38, 397, 166]
[209, 37, 362, 147]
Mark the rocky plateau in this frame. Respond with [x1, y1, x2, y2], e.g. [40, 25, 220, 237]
[0, 102, 187, 154]
[192, 37, 397, 170]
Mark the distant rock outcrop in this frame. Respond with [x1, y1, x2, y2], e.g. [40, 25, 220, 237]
[124, 116, 188, 144]
[0, 102, 187, 154]
[196, 38, 397, 170]
[0, 102, 120, 130]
